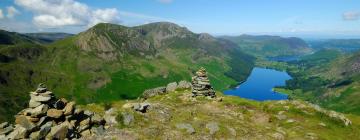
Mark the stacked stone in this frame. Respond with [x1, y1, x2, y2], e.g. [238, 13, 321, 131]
[191, 67, 216, 98]
[0, 83, 106, 140]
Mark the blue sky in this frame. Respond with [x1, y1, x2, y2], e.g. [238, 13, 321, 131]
[0, 0, 360, 38]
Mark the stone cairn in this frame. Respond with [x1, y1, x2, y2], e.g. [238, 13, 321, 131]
[0, 83, 106, 140]
[191, 67, 216, 98]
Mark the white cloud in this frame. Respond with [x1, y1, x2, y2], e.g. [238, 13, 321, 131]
[14, 0, 120, 28]
[6, 6, 20, 18]
[157, 0, 173, 4]
[343, 11, 359, 21]
[90, 8, 119, 26]
[0, 9, 4, 19]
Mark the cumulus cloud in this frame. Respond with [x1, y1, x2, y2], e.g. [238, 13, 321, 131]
[0, 9, 4, 19]
[343, 11, 359, 21]
[14, 0, 120, 28]
[157, 0, 173, 4]
[6, 6, 20, 18]
[89, 8, 119, 26]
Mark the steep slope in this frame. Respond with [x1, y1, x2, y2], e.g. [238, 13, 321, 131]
[0, 22, 254, 122]
[221, 35, 313, 57]
[0, 29, 48, 122]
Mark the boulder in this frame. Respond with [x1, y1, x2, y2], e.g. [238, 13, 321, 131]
[122, 112, 134, 126]
[133, 103, 151, 113]
[30, 104, 49, 117]
[47, 109, 64, 118]
[30, 131, 41, 140]
[5, 125, 27, 140]
[63, 101, 75, 116]
[15, 115, 36, 131]
[206, 122, 219, 135]
[92, 113, 105, 125]
[0, 122, 8, 129]
[79, 118, 91, 132]
[104, 108, 118, 125]
[142, 86, 166, 99]
[166, 82, 178, 93]
[177, 81, 191, 89]
[0, 125, 13, 135]
[46, 123, 68, 140]
[37, 116, 48, 126]
[30, 94, 52, 102]
[29, 99, 42, 108]
[37, 122, 52, 139]
[176, 123, 195, 134]
[91, 125, 105, 135]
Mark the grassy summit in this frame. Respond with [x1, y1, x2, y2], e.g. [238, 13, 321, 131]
[82, 89, 360, 139]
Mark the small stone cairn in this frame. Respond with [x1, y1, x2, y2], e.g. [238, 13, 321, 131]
[0, 83, 106, 140]
[191, 67, 216, 98]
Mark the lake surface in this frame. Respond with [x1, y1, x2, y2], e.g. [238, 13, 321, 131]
[224, 67, 291, 101]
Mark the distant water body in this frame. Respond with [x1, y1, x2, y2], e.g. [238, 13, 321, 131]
[224, 67, 291, 101]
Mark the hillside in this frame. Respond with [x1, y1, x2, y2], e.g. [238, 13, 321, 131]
[24, 33, 73, 44]
[0, 22, 254, 122]
[221, 35, 313, 57]
[272, 50, 360, 115]
[308, 39, 360, 53]
[80, 85, 360, 139]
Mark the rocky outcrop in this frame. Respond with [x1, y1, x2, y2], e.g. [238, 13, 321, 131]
[141, 81, 191, 99]
[191, 67, 216, 97]
[0, 84, 107, 139]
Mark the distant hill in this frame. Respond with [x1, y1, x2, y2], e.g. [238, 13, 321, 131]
[221, 35, 313, 57]
[0, 22, 254, 122]
[307, 39, 360, 53]
[25, 32, 73, 44]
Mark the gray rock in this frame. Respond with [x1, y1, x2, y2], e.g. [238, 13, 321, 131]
[6, 125, 27, 140]
[30, 104, 49, 117]
[63, 101, 75, 116]
[104, 108, 118, 125]
[177, 80, 191, 89]
[92, 113, 105, 125]
[206, 122, 219, 135]
[38, 122, 52, 139]
[30, 131, 41, 140]
[133, 103, 150, 113]
[74, 108, 84, 115]
[37, 116, 48, 126]
[91, 125, 105, 135]
[0, 125, 13, 135]
[47, 109, 63, 118]
[176, 123, 195, 134]
[79, 118, 91, 132]
[46, 123, 68, 140]
[142, 87, 166, 99]
[122, 112, 134, 126]
[29, 99, 42, 108]
[166, 82, 178, 93]
[15, 115, 36, 131]
[30, 94, 52, 102]
[0, 122, 8, 129]
[84, 110, 94, 117]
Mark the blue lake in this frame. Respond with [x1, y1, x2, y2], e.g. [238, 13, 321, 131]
[224, 67, 291, 101]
